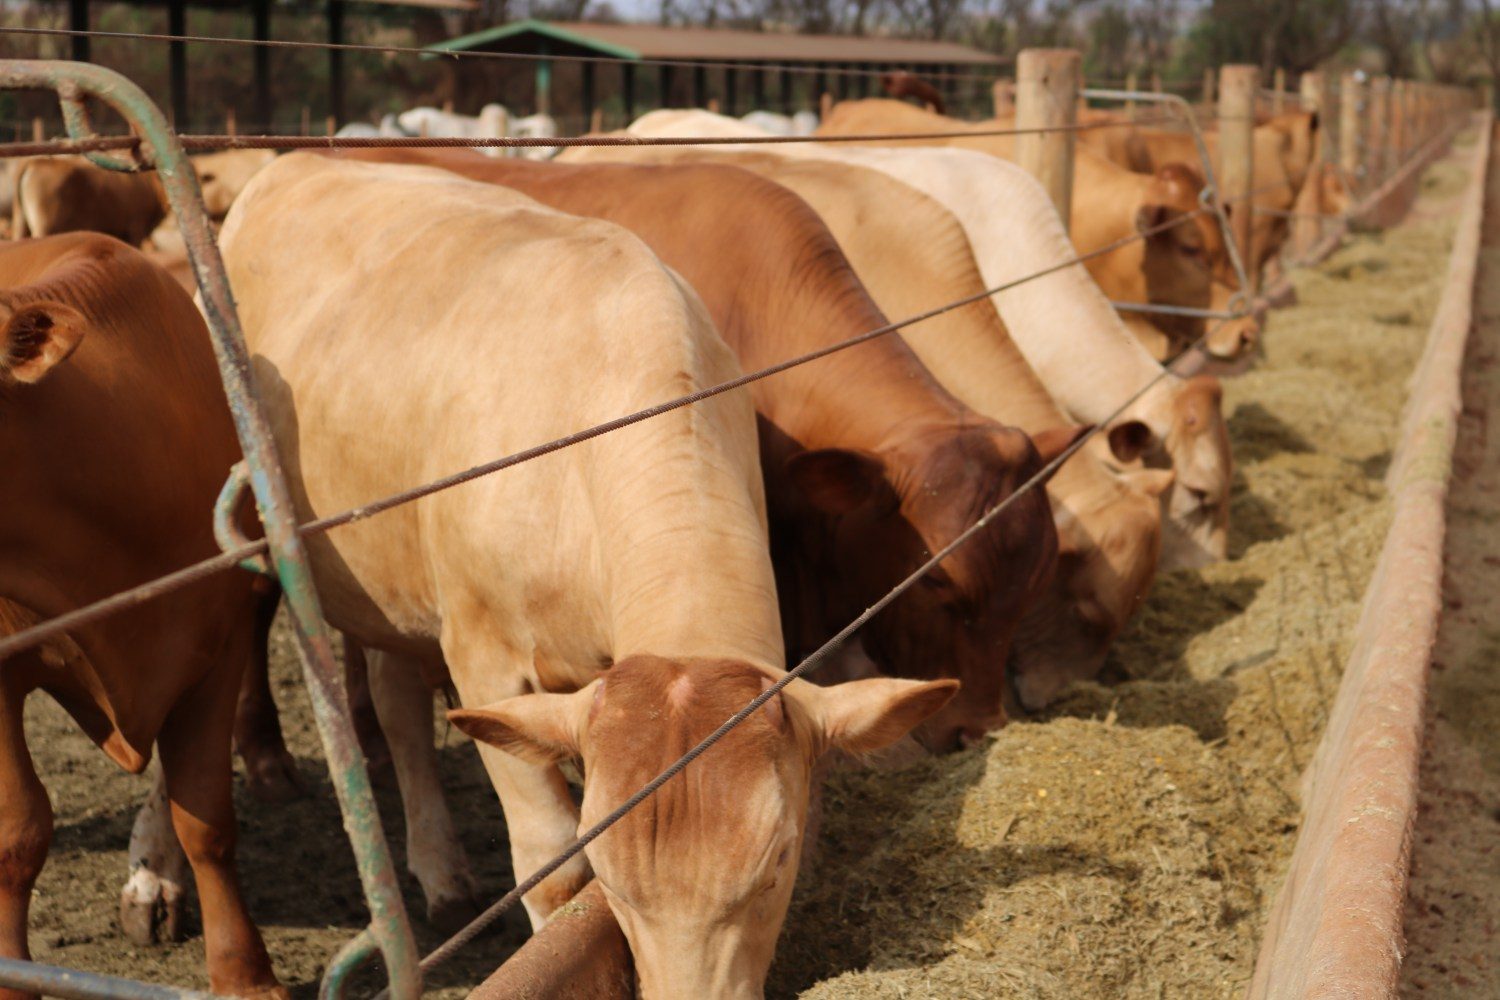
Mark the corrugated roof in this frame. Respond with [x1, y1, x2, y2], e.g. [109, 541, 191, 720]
[431, 19, 1004, 66]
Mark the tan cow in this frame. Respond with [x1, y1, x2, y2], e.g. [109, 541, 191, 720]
[219, 153, 954, 998]
[191, 150, 278, 220]
[0, 233, 283, 1000]
[814, 99, 1257, 361]
[10, 156, 167, 245]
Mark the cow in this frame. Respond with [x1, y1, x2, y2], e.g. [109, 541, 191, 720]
[580, 144, 1173, 706]
[0, 232, 284, 1000]
[812, 99, 1258, 362]
[740, 110, 819, 136]
[620, 111, 1233, 569]
[395, 105, 559, 160]
[191, 150, 278, 220]
[216, 153, 957, 997]
[10, 156, 167, 245]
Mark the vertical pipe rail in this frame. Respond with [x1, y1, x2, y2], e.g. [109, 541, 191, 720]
[327, 0, 344, 127]
[252, 0, 271, 133]
[168, 0, 187, 127]
[67, 0, 89, 63]
[1016, 48, 1080, 232]
[0, 59, 421, 1000]
[1219, 63, 1259, 294]
[1341, 71, 1367, 193]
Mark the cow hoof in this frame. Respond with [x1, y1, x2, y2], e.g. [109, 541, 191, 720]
[119, 865, 186, 945]
[427, 892, 484, 935]
[242, 749, 303, 803]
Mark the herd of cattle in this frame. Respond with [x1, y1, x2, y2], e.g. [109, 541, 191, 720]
[0, 94, 1340, 999]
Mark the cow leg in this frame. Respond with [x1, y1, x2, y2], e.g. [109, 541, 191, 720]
[0, 690, 51, 1000]
[157, 667, 284, 1000]
[119, 765, 190, 946]
[365, 649, 479, 930]
[233, 585, 301, 803]
[343, 635, 392, 777]
[469, 745, 589, 930]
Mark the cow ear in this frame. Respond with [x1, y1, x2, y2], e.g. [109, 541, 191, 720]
[448, 684, 594, 765]
[797, 677, 959, 757]
[1031, 425, 1093, 468]
[1123, 466, 1176, 498]
[1135, 202, 1170, 234]
[1106, 420, 1155, 463]
[786, 448, 888, 515]
[2, 301, 86, 384]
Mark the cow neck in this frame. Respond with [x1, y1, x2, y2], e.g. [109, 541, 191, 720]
[582, 352, 786, 677]
[950, 159, 1168, 425]
[731, 253, 972, 459]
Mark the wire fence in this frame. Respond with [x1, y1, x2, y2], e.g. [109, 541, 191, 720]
[0, 44, 1469, 993]
[0, 109, 1186, 161]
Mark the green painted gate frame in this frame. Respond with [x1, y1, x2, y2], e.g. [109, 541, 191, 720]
[0, 60, 421, 1000]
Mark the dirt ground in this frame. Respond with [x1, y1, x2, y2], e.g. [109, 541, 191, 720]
[14, 143, 1474, 1000]
[1399, 125, 1500, 998]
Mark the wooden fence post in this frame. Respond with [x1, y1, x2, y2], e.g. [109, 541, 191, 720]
[31, 117, 43, 142]
[1272, 67, 1286, 114]
[1300, 70, 1333, 165]
[1016, 48, 1080, 232]
[1202, 67, 1215, 110]
[1219, 64, 1260, 291]
[1388, 80, 1407, 177]
[1340, 72, 1366, 191]
[1125, 69, 1137, 120]
[1365, 76, 1390, 187]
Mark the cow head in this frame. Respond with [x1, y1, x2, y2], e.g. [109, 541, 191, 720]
[1136, 162, 1216, 345]
[785, 422, 1068, 751]
[1159, 375, 1232, 569]
[1205, 281, 1261, 361]
[1010, 425, 1172, 709]
[451, 655, 956, 999]
[0, 297, 85, 386]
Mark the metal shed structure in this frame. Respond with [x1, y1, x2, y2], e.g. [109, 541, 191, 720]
[62, 0, 475, 128]
[427, 19, 1006, 120]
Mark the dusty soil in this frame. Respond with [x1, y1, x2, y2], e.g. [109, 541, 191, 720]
[1399, 125, 1500, 998]
[13, 143, 1474, 1000]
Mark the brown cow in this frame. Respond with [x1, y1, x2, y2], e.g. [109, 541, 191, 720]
[11, 157, 167, 246]
[607, 147, 1172, 705]
[0, 233, 283, 1000]
[336, 146, 1068, 750]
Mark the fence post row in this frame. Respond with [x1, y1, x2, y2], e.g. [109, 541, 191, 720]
[1015, 48, 1080, 233]
[1219, 63, 1259, 294]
